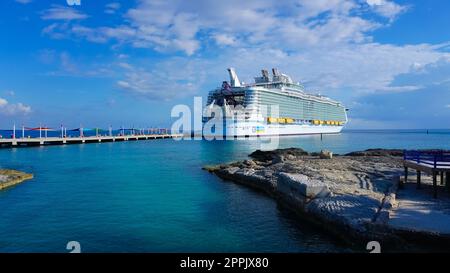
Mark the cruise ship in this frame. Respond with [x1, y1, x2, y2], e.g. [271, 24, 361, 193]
[203, 68, 348, 137]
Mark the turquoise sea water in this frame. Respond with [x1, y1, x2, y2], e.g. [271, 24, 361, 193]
[0, 129, 449, 253]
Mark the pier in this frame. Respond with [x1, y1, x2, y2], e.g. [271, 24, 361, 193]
[0, 134, 181, 148]
[403, 150, 450, 198]
[0, 125, 182, 148]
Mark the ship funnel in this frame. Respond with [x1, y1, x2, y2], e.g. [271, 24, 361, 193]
[227, 68, 241, 87]
[272, 68, 280, 76]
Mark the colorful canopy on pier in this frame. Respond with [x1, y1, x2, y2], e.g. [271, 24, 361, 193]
[25, 127, 56, 131]
[68, 128, 105, 132]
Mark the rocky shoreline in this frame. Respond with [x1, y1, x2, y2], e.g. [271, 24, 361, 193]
[0, 169, 33, 190]
[203, 148, 450, 250]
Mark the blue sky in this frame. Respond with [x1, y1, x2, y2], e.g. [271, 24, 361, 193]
[0, 0, 449, 129]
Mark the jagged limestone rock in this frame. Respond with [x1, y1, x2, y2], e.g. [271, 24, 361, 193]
[0, 169, 33, 190]
[278, 172, 331, 199]
[203, 148, 408, 244]
[319, 150, 333, 159]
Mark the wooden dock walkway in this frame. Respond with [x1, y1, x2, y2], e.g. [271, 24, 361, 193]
[403, 150, 450, 198]
[0, 134, 182, 148]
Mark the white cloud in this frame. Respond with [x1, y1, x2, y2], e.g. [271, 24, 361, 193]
[118, 62, 133, 70]
[0, 97, 31, 116]
[59, 52, 77, 73]
[347, 58, 450, 128]
[105, 2, 121, 14]
[116, 58, 210, 100]
[117, 54, 129, 59]
[189, 42, 447, 96]
[366, 0, 407, 20]
[0, 98, 6, 107]
[41, 5, 88, 21]
[297, 0, 356, 19]
[212, 34, 237, 46]
[376, 85, 422, 92]
[44, 0, 398, 55]
[42, 23, 70, 39]
[70, 25, 136, 43]
[37, 50, 114, 78]
[112, 39, 450, 103]
[39, 0, 450, 102]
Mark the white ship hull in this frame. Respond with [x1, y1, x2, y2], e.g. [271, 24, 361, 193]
[204, 120, 343, 138]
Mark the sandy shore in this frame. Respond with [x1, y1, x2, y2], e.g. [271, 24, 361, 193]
[204, 148, 450, 251]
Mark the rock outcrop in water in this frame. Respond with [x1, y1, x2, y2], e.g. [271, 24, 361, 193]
[204, 148, 406, 245]
[0, 169, 33, 190]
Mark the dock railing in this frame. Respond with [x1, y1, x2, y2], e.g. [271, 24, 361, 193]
[404, 150, 450, 169]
